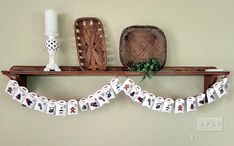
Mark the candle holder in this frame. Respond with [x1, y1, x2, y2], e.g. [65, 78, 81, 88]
[44, 33, 61, 71]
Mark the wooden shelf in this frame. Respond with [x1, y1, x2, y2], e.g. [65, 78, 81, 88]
[1, 66, 230, 92]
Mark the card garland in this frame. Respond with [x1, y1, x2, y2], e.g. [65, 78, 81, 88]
[4, 77, 229, 116]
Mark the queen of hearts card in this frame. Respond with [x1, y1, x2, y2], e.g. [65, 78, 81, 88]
[5, 80, 19, 96]
[151, 96, 164, 111]
[67, 99, 79, 115]
[12, 86, 28, 103]
[34, 96, 48, 112]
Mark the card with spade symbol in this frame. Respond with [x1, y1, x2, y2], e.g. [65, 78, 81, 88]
[175, 98, 185, 114]
[213, 81, 227, 98]
[55, 100, 67, 116]
[196, 93, 206, 107]
[67, 99, 78, 115]
[142, 93, 155, 109]
[87, 95, 100, 111]
[127, 85, 141, 100]
[46, 100, 57, 115]
[5, 80, 19, 96]
[120, 79, 135, 95]
[34, 96, 48, 112]
[151, 96, 164, 111]
[22, 92, 38, 108]
[95, 90, 109, 107]
[102, 85, 115, 100]
[110, 78, 122, 94]
[161, 98, 174, 113]
[12, 86, 28, 103]
[186, 96, 196, 112]
[133, 90, 146, 104]
[78, 98, 89, 112]
[206, 88, 216, 104]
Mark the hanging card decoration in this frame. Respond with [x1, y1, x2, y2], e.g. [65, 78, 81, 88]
[22, 92, 38, 108]
[110, 78, 122, 94]
[87, 95, 100, 111]
[186, 96, 196, 112]
[46, 100, 57, 115]
[161, 98, 174, 113]
[128, 85, 141, 100]
[34, 96, 48, 112]
[12, 86, 28, 103]
[220, 77, 229, 89]
[213, 82, 227, 98]
[102, 85, 115, 100]
[175, 98, 185, 114]
[142, 93, 155, 109]
[79, 98, 89, 111]
[55, 100, 67, 116]
[196, 93, 206, 107]
[134, 90, 146, 104]
[206, 88, 216, 104]
[95, 90, 109, 107]
[151, 96, 164, 111]
[120, 79, 135, 94]
[67, 99, 78, 115]
[5, 80, 19, 96]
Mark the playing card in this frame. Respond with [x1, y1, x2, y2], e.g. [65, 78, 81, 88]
[186, 96, 196, 112]
[175, 98, 185, 114]
[12, 86, 28, 103]
[78, 98, 89, 111]
[133, 90, 146, 104]
[22, 92, 38, 108]
[102, 85, 115, 100]
[87, 95, 100, 111]
[55, 100, 67, 116]
[127, 85, 141, 100]
[142, 93, 155, 109]
[46, 100, 57, 115]
[151, 96, 164, 111]
[161, 98, 174, 113]
[110, 78, 122, 94]
[95, 90, 109, 107]
[196, 93, 206, 107]
[67, 99, 78, 115]
[34, 96, 48, 112]
[213, 81, 227, 98]
[5, 80, 19, 96]
[206, 88, 216, 104]
[120, 79, 135, 94]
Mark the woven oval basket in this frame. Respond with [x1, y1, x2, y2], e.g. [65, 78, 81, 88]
[74, 17, 107, 71]
[119, 25, 167, 69]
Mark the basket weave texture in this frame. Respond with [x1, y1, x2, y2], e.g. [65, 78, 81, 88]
[119, 25, 167, 68]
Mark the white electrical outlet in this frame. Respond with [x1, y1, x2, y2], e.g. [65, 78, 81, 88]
[197, 117, 223, 131]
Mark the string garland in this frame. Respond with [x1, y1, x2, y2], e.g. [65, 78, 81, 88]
[4, 77, 229, 116]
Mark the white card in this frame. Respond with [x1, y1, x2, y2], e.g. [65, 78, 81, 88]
[12, 86, 28, 103]
[134, 90, 146, 104]
[67, 99, 78, 115]
[79, 98, 89, 111]
[186, 96, 196, 112]
[220, 77, 229, 89]
[142, 93, 155, 109]
[161, 98, 174, 113]
[120, 79, 135, 94]
[55, 100, 67, 116]
[196, 93, 206, 107]
[175, 98, 185, 114]
[5, 80, 19, 96]
[102, 85, 115, 100]
[127, 85, 141, 100]
[110, 78, 122, 94]
[206, 88, 216, 104]
[46, 100, 57, 115]
[95, 90, 109, 107]
[151, 96, 164, 111]
[22, 92, 38, 108]
[213, 82, 227, 98]
[87, 95, 100, 111]
[34, 96, 48, 112]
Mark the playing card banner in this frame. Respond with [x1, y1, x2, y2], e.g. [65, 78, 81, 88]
[87, 95, 100, 111]
[67, 99, 78, 115]
[110, 78, 122, 94]
[175, 98, 185, 114]
[46, 100, 57, 115]
[142, 93, 155, 109]
[34, 96, 48, 112]
[55, 100, 67, 116]
[213, 82, 227, 98]
[161, 98, 174, 113]
[12, 86, 28, 103]
[79, 98, 89, 111]
[120, 79, 135, 94]
[196, 93, 206, 107]
[151, 96, 164, 111]
[5, 80, 19, 96]
[22, 92, 38, 108]
[186, 97, 196, 112]
[206, 88, 216, 104]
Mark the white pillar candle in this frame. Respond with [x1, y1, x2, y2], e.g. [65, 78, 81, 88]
[45, 9, 58, 35]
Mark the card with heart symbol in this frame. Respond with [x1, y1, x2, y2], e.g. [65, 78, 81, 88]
[186, 96, 196, 112]
[34, 96, 48, 112]
[196, 93, 206, 107]
[213, 81, 227, 98]
[5, 80, 19, 96]
[67, 99, 78, 115]
[87, 95, 100, 111]
[78, 98, 89, 112]
[127, 85, 141, 100]
[110, 78, 122, 94]
[142, 93, 155, 109]
[133, 90, 146, 104]
[161, 98, 174, 113]
[175, 98, 185, 114]
[46, 100, 57, 115]
[55, 100, 67, 116]
[22, 92, 38, 108]
[12, 86, 28, 103]
[206, 88, 216, 104]
[102, 85, 115, 100]
[95, 90, 109, 107]
[120, 79, 135, 95]
[151, 96, 165, 111]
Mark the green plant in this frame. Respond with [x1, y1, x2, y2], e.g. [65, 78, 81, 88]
[128, 58, 161, 80]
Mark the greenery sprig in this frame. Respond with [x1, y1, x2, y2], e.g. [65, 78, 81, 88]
[128, 58, 161, 80]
